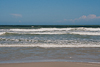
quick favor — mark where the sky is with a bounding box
[0,0,100,25]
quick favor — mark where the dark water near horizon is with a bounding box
[0,25,100,63]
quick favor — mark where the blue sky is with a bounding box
[0,0,100,25]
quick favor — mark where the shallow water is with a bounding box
[0,25,100,63]
[0,47,100,63]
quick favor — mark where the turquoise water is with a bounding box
[0,25,100,63]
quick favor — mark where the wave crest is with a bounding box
[0,44,100,47]
[0,27,100,35]
[0,32,6,35]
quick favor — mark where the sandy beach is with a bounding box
[0,62,100,67]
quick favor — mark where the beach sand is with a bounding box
[0,62,100,67]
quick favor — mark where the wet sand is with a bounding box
[0,62,100,67]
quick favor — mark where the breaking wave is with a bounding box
[10,28,72,31]
[0,27,100,35]
[70,32,100,35]
[9,28,100,31]
[0,32,6,35]
[0,32,100,36]
[0,44,100,47]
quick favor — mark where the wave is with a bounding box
[9,28,100,32]
[0,44,100,47]
[71,32,100,35]
[0,31,100,35]
[0,32,6,35]
[10,28,72,31]
[0,32,67,35]
[84,28,100,31]
[0,27,100,36]
[70,27,100,31]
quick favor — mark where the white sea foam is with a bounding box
[0,32,6,35]
[1,31,100,35]
[9,28,100,32]
[70,27,100,31]
[29,32,67,34]
[10,28,72,32]
[71,32,100,35]
[85,28,100,31]
[0,44,100,47]
[0,28,100,35]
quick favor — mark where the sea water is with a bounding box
[0,25,100,63]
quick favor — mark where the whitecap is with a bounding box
[0,44,100,47]
[0,32,6,35]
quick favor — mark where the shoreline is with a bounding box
[0,62,100,67]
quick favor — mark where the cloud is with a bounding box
[71,14,100,22]
[79,14,100,19]
[64,19,67,21]
[57,14,100,23]
[11,14,22,17]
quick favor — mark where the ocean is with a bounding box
[0,25,100,63]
